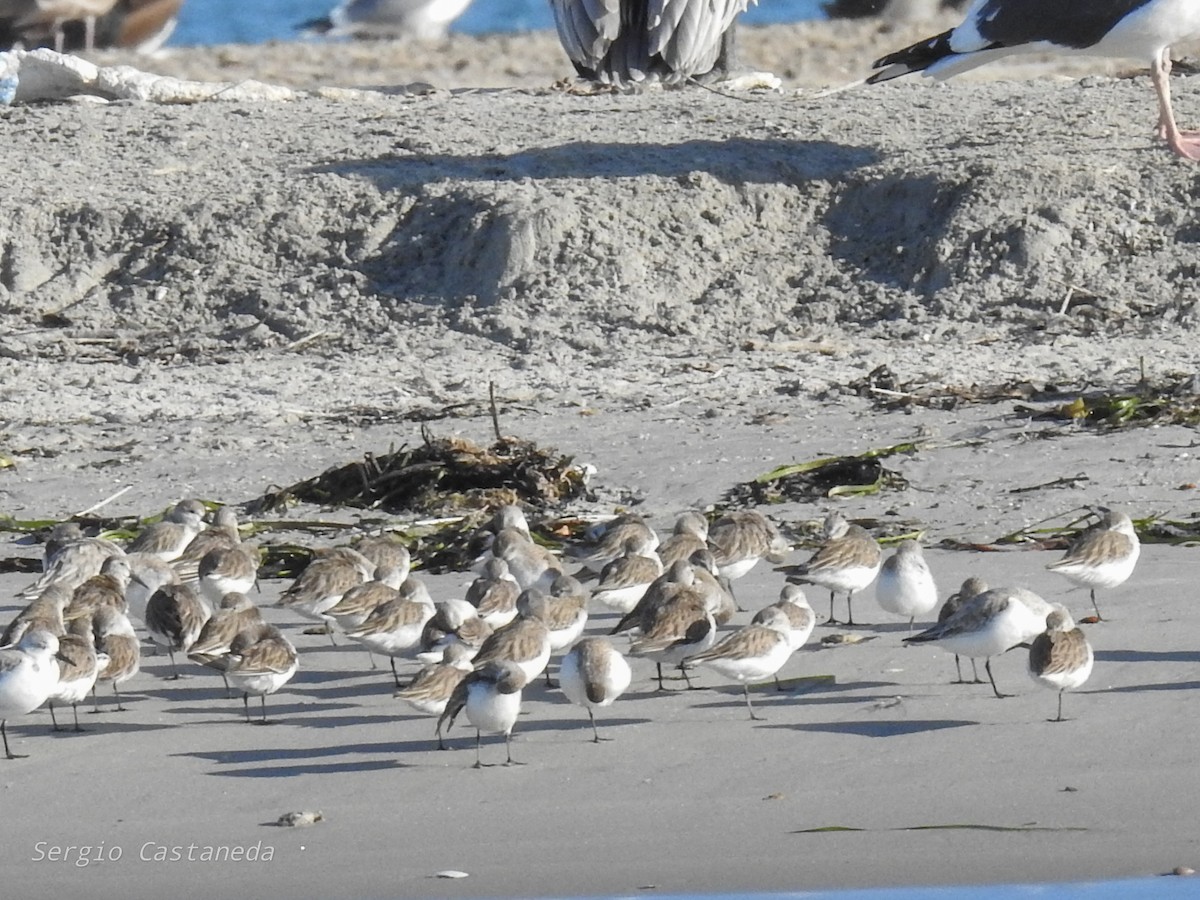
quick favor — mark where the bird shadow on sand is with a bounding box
[138,684,239,703]
[1094,649,1200,664]
[849,622,933,636]
[288,666,385,684]
[36,719,177,737]
[286,680,398,702]
[687,689,905,714]
[160,700,360,720]
[763,719,978,737]
[173,739,431,777]
[498,715,652,735]
[1088,680,1200,694]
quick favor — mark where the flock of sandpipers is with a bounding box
[0,499,1138,765]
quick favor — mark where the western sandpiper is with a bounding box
[558,637,632,742]
[91,606,140,712]
[752,585,816,688]
[144,583,211,679]
[905,585,1052,699]
[437,660,528,767]
[395,644,475,747]
[784,512,881,626]
[684,607,794,720]
[875,540,938,630]
[1028,605,1094,722]
[0,630,62,759]
[224,626,299,724]
[1046,509,1140,621]
[937,577,989,684]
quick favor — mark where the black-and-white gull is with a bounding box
[549,0,768,87]
[868,0,1200,159]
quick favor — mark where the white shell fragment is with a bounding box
[5,48,315,105]
[275,811,325,827]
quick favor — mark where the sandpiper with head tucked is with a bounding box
[558,637,632,742]
[875,540,938,630]
[437,660,528,768]
[905,585,1052,699]
[0,630,62,758]
[937,577,990,684]
[1028,605,1094,722]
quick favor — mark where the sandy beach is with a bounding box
[1,16,1200,898]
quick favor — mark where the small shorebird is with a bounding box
[558,637,632,742]
[196,543,259,605]
[345,584,435,685]
[175,506,241,568]
[395,644,475,747]
[21,528,123,599]
[752,585,816,688]
[1046,508,1140,621]
[1028,605,1094,722]
[127,499,206,562]
[490,527,562,592]
[611,558,705,637]
[532,575,589,686]
[103,0,182,53]
[937,577,990,684]
[784,512,881,626]
[590,539,663,615]
[415,596,491,665]
[707,510,788,583]
[47,615,102,732]
[224,627,299,725]
[276,548,371,641]
[657,511,710,568]
[0,630,62,759]
[684,607,794,720]
[437,660,528,768]
[471,600,553,686]
[567,514,658,571]
[125,552,181,626]
[352,535,411,577]
[144,583,211,678]
[1,584,71,646]
[628,590,716,691]
[687,548,736,626]
[905,585,1052,699]
[91,606,140,712]
[875,540,938,630]
[64,556,130,622]
[187,593,266,668]
[326,566,404,633]
[465,558,520,629]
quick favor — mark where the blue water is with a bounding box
[171,0,826,46]
[564,884,1200,900]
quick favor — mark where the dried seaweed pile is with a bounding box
[848,364,1200,429]
[251,432,590,518]
[846,365,1049,412]
[724,443,918,507]
[1014,378,1200,429]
